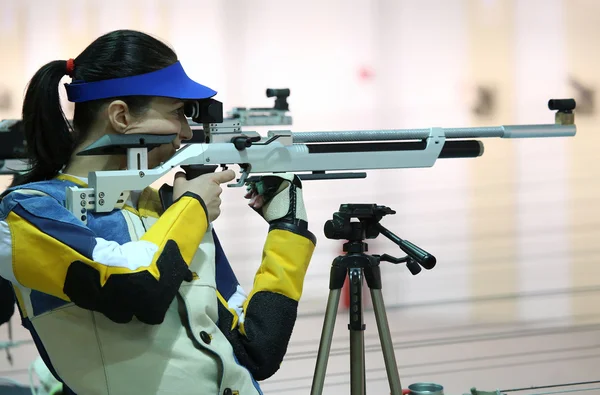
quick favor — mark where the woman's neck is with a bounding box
[62,154,125,178]
[62,136,125,178]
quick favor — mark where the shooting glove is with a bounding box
[245,173,308,228]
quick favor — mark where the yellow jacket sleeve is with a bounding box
[216,221,316,380]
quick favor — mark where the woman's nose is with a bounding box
[180,120,193,141]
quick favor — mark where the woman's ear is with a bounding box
[107,100,131,134]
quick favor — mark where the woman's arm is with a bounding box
[216,174,316,381]
[0,190,209,325]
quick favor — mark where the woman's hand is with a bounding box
[173,169,236,222]
[244,173,308,224]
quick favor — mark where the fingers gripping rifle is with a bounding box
[0,92,576,224]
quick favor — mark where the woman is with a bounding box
[0,29,316,395]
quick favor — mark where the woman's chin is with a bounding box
[148,146,177,167]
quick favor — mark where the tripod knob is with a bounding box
[324,217,354,240]
[406,259,422,275]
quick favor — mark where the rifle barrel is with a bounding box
[291,124,576,143]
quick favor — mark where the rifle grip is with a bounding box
[158,165,219,211]
[181,164,219,179]
[158,184,175,212]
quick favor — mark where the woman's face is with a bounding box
[120,97,193,167]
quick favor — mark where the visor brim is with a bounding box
[65,61,217,103]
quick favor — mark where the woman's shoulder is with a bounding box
[0,179,90,231]
[2,178,68,204]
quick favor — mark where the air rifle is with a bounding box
[0,90,577,225]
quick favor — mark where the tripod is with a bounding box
[310,204,437,395]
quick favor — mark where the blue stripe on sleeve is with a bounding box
[12,200,96,260]
[214,230,239,301]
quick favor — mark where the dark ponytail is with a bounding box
[14,60,75,186]
[12,30,178,187]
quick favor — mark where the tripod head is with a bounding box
[324,204,394,241]
[324,204,436,275]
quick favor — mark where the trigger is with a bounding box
[228,165,250,188]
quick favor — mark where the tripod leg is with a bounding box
[348,268,366,395]
[350,329,365,395]
[311,288,341,395]
[370,288,403,395]
[311,264,346,395]
[364,265,403,395]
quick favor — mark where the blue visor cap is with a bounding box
[65,61,217,103]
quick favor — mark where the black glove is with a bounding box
[245,173,308,226]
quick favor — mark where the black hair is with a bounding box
[11,29,178,187]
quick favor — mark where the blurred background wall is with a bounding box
[0,0,599,394]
